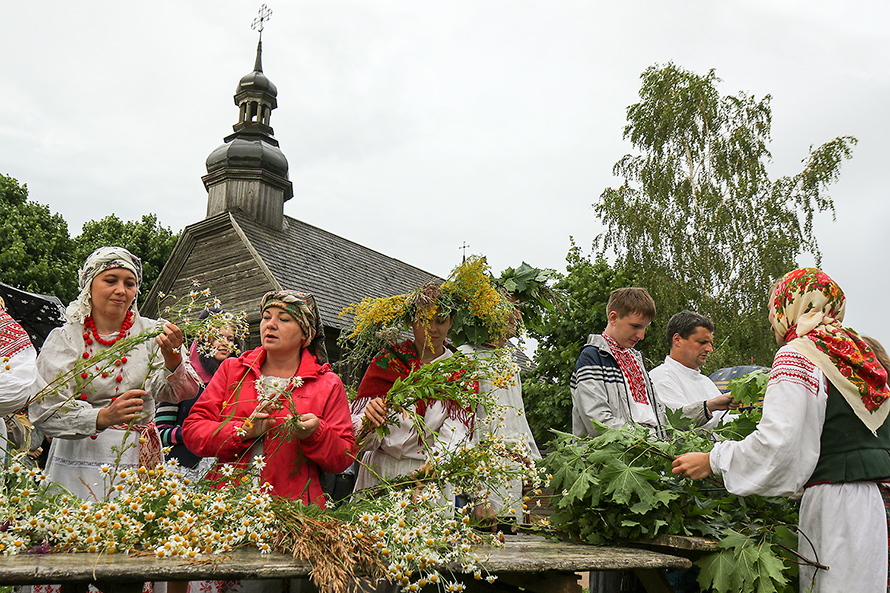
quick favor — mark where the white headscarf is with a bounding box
[65,246,143,324]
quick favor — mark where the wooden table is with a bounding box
[0,535,693,593]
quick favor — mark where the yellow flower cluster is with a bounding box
[443,256,517,346]
[340,295,408,341]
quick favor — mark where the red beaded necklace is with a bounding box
[81,310,134,401]
[84,310,134,346]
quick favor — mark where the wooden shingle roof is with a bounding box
[233,212,439,329]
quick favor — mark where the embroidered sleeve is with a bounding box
[769,349,820,396]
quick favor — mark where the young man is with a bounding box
[650,311,736,431]
[570,288,709,438]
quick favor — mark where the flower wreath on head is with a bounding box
[442,255,518,349]
[338,281,456,367]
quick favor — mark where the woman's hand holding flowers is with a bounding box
[155,322,185,371]
[96,389,145,430]
[288,413,319,439]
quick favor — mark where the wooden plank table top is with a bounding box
[0,534,691,586]
[631,534,720,558]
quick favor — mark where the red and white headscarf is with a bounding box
[771,267,890,433]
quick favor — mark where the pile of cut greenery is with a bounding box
[544,369,813,593]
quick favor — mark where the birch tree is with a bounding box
[596,63,856,367]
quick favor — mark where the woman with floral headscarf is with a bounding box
[672,268,890,593]
[29,246,201,502]
[183,290,356,506]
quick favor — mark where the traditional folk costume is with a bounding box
[0,309,38,459]
[571,333,710,438]
[457,344,540,519]
[29,247,201,502]
[183,291,356,507]
[351,340,473,492]
[708,268,890,593]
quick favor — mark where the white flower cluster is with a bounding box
[353,483,500,592]
[0,456,276,557]
[436,433,545,519]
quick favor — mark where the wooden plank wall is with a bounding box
[161,225,276,349]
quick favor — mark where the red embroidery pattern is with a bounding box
[769,349,820,396]
[602,333,649,405]
[0,310,32,358]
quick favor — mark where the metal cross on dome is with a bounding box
[459,241,470,262]
[252,4,273,38]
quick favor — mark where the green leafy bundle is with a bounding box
[543,424,800,593]
[355,350,516,450]
[494,262,563,334]
[706,368,770,441]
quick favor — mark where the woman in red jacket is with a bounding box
[183,290,356,506]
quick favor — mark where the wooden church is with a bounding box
[142,35,436,360]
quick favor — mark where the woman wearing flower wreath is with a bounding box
[672,268,890,593]
[29,246,201,502]
[183,290,356,506]
[451,260,555,527]
[350,284,473,492]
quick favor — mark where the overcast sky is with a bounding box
[2,1,888,347]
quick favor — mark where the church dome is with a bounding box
[205,137,289,178]
[237,69,278,98]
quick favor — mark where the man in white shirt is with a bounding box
[650,311,736,430]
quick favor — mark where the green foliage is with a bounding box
[594,63,856,370]
[728,368,769,407]
[495,262,562,335]
[699,528,793,593]
[74,213,179,297]
[0,174,77,299]
[543,424,800,593]
[354,350,516,454]
[706,368,770,440]
[0,174,179,303]
[523,242,633,447]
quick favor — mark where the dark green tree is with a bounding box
[73,214,180,296]
[595,63,856,369]
[523,242,633,447]
[0,174,77,300]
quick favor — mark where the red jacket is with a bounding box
[183,346,356,506]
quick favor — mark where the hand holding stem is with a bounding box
[96,389,145,430]
[155,322,185,371]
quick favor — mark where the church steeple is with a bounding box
[233,38,278,135]
[202,4,293,230]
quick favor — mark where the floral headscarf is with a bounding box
[65,246,143,324]
[771,267,890,433]
[261,290,328,364]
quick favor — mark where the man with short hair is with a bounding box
[650,311,736,431]
[650,311,738,430]
[570,288,709,438]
